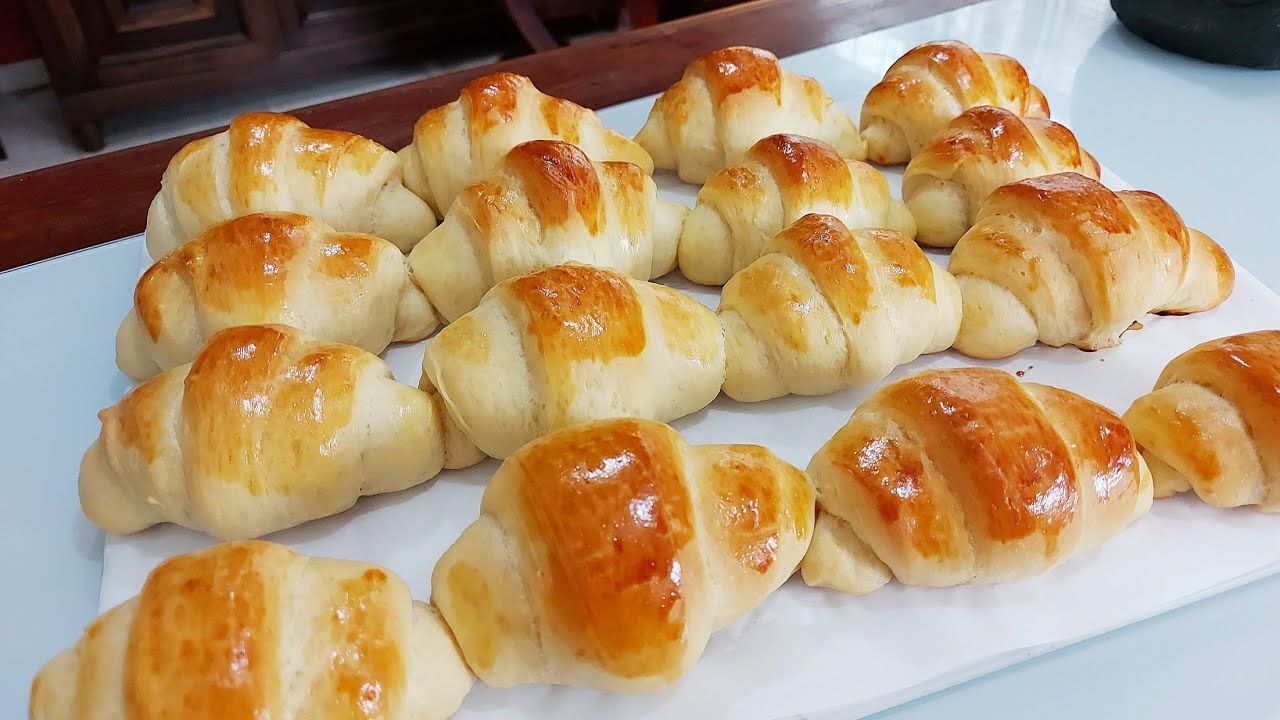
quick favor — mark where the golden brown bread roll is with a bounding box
[398,72,652,215]
[720,214,960,402]
[408,139,686,322]
[950,173,1235,359]
[802,368,1153,593]
[432,418,814,692]
[861,40,1050,164]
[635,46,866,184]
[81,325,481,541]
[118,212,437,381]
[678,134,914,285]
[145,112,435,258]
[29,541,472,720]
[902,106,1100,247]
[1123,330,1280,512]
[422,263,726,458]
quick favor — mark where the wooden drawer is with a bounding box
[71,0,283,84]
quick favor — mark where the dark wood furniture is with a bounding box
[505,0,566,52]
[22,1,499,150]
[0,0,978,273]
[20,0,627,151]
[506,0,739,51]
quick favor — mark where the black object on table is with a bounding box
[1113,0,1280,69]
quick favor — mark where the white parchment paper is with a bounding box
[100,154,1280,719]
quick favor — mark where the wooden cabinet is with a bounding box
[22,1,737,151]
[22,0,516,150]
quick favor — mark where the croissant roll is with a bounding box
[408,139,687,322]
[635,46,866,184]
[398,72,653,215]
[861,40,1050,164]
[421,263,726,458]
[720,214,960,402]
[29,541,473,720]
[801,368,1153,594]
[678,133,914,286]
[1123,331,1280,512]
[949,173,1234,359]
[118,212,437,381]
[81,325,481,541]
[145,112,435,258]
[432,418,815,692]
[902,106,1100,247]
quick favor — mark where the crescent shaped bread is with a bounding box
[29,541,472,720]
[431,418,814,692]
[1123,330,1280,512]
[421,263,726,458]
[861,40,1049,164]
[950,173,1234,359]
[145,112,435,257]
[398,72,652,215]
[408,139,686,322]
[802,368,1153,594]
[117,212,437,380]
[635,46,866,183]
[678,133,914,285]
[720,214,960,401]
[81,325,481,541]
[902,106,1100,247]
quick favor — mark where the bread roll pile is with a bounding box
[34,40,1270,720]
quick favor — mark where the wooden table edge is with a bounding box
[0,0,979,273]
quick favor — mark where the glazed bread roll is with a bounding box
[81,325,481,541]
[1123,330,1280,512]
[118,212,437,381]
[422,263,726,458]
[635,46,866,183]
[408,139,686,322]
[861,40,1050,164]
[802,368,1153,594]
[29,541,472,720]
[720,214,960,402]
[903,106,1100,247]
[950,173,1234,359]
[399,72,652,215]
[679,134,914,285]
[432,418,814,692]
[146,112,435,258]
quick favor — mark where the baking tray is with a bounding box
[95,62,1280,720]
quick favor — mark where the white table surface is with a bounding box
[3,0,1278,717]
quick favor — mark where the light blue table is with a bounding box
[3,0,1278,717]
